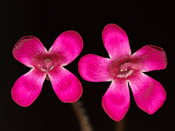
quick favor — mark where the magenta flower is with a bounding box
[12,31,83,107]
[78,24,167,121]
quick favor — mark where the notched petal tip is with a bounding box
[13,35,47,67]
[148,45,164,51]
[149,44,167,69]
[131,44,167,72]
[13,36,39,52]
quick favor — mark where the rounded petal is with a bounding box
[102,24,131,59]
[11,69,46,107]
[102,79,130,121]
[49,31,83,66]
[131,45,167,72]
[78,54,112,82]
[48,67,82,103]
[129,72,166,114]
[13,36,47,67]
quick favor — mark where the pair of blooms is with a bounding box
[12,23,167,121]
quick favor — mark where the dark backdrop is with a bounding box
[1,0,174,131]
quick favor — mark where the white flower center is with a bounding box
[116,62,133,78]
[41,58,54,72]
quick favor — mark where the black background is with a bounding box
[1,0,174,131]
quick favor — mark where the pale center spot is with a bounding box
[41,58,54,72]
[117,62,133,78]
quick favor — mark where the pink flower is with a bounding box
[78,24,167,121]
[12,31,83,107]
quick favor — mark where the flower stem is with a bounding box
[71,101,93,131]
[115,118,125,131]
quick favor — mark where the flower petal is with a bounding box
[13,36,47,67]
[102,24,131,59]
[131,45,167,72]
[78,54,112,82]
[11,69,46,107]
[129,72,166,114]
[49,31,83,66]
[48,67,82,103]
[102,79,130,121]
